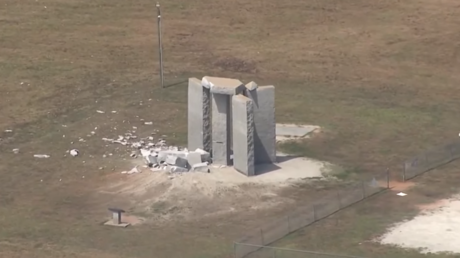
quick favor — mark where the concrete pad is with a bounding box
[103,220,130,227]
[276,124,320,137]
[187,77,211,152]
[232,95,255,176]
[276,124,321,142]
[186,152,202,167]
[202,76,245,95]
[212,93,231,165]
[246,85,276,164]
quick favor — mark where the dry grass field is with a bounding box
[1,0,460,257]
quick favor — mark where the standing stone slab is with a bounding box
[246,86,276,164]
[232,95,255,176]
[187,78,211,152]
[212,93,231,165]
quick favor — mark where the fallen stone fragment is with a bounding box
[191,162,210,173]
[158,150,188,162]
[34,154,50,158]
[170,166,188,173]
[186,152,202,167]
[146,155,158,166]
[195,148,211,162]
[144,122,153,125]
[70,149,79,157]
[122,166,140,174]
[96,110,105,114]
[165,155,188,168]
[4,129,13,133]
[12,148,19,154]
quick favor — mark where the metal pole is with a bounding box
[386,168,390,189]
[156,2,164,88]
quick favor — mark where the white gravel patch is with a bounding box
[379,196,460,254]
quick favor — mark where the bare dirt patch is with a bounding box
[100,154,328,223]
[379,195,460,254]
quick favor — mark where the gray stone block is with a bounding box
[191,162,210,172]
[202,76,245,95]
[170,166,189,173]
[165,155,188,168]
[194,148,211,162]
[246,86,276,164]
[211,93,231,165]
[188,77,211,152]
[186,152,202,167]
[232,95,255,176]
[158,150,188,162]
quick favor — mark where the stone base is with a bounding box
[103,220,130,228]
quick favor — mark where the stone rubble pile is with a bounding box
[102,129,212,174]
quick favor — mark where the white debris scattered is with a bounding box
[144,122,153,125]
[70,149,79,157]
[4,129,12,133]
[34,154,50,158]
[101,128,215,175]
[397,192,407,197]
[12,148,19,154]
[111,111,117,113]
[96,110,105,114]
[122,166,141,174]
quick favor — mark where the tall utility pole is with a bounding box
[156,2,164,88]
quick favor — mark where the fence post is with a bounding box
[361,181,366,199]
[313,204,317,221]
[402,162,406,182]
[449,145,454,160]
[424,151,428,163]
[287,215,291,233]
[386,168,390,189]
[260,228,264,245]
[233,242,236,258]
[337,190,341,209]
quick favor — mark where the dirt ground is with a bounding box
[2,0,460,257]
[100,153,328,223]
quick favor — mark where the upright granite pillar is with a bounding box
[246,85,276,164]
[202,76,245,165]
[232,95,255,176]
[187,78,211,152]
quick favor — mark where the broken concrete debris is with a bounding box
[192,162,210,173]
[70,149,79,157]
[34,154,50,158]
[103,129,212,174]
[186,152,202,167]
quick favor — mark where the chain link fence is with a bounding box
[232,244,368,258]
[402,140,460,181]
[234,171,390,258]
